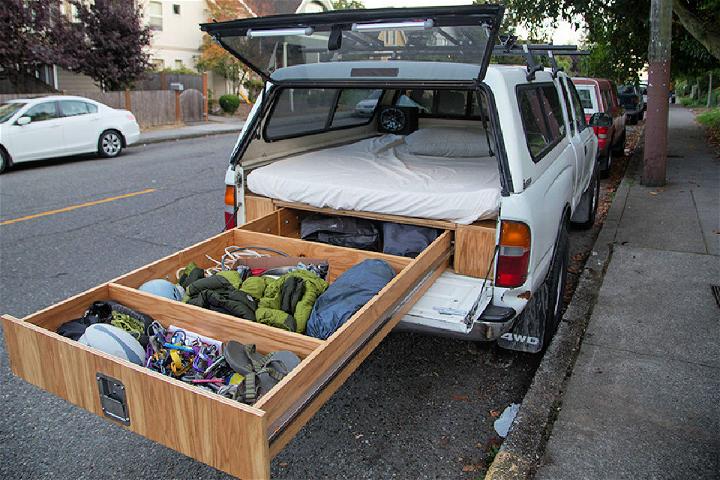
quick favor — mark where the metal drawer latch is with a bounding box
[96,373,130,426]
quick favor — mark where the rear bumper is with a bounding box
[395,305,516,342]
[123,123,141,146]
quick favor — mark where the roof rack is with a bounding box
[493,35,590,81]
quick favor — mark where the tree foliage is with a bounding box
[0,0,150,91]
[494,0,719,83]
[0,1,63,89]
[196,0,252,95]
[332,0,365,9]
[66,0,151,90]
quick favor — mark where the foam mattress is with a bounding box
[247,134,501,224]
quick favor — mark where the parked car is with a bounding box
[617,84,644,124]
[573,77,626,175]
[354,89,382,116]
[0,95,140,174]
[213,6,599,354]
[639,81,648,107]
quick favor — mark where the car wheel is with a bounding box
[98,130,123,158]
[599,150,612,178]
[543,221,570,346]
[0,148,9,174]
[612,128,626,156]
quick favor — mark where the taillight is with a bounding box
[224,185,236,230]
[496,221,531,288]
[593,125,609,139]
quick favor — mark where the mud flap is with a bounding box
[496,282,548,353]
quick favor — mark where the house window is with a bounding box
[175,59,184,69]
[151,58,165,70]
[173,4,180,14]
[148,1,163,31]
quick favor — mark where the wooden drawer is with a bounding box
[2,227,451,479]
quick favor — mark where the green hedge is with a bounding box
[697,108,720,130]
[219,94,241,114]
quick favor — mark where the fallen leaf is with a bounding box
[462,465,479,472]
[490,409,500,418]
[452,394,469,402]
[279,462,288,467]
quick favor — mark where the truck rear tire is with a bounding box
[571,168,600,228]
[544,221,569,346]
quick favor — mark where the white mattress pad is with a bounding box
[247,134,500,224]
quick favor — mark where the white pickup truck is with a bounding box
[1,6,601,478]
[211,5,599,353]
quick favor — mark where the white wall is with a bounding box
[141,0,207,70]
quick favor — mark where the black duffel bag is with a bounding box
[301,215,380,251]
[382,222,439,258]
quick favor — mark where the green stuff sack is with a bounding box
[256,270,328,334]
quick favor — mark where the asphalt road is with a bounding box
[0,133,609,479]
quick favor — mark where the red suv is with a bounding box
[572,77,626,176]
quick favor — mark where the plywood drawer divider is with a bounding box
[256,231,453,444]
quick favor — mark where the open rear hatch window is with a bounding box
[200,5,504,83]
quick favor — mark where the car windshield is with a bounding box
[0,102,25,123]
[575,87,595,110]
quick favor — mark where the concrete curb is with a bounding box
[133,128,242,146]
[485,135,643,480]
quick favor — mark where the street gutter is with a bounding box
[131,126,244,147]
[485,130,643,480]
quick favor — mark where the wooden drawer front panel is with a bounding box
[2,286,271,479]
[454,223,497,278]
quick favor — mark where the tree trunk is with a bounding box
[673,0,720,61]
[708,72,714,108]
[644,0,673,187]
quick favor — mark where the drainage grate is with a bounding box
[712,285,720,310]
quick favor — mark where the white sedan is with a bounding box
[0,95,140,173]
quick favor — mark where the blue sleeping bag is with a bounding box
[306,259,396,340]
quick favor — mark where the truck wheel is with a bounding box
[544,222,570,345]
[572,168,600,229]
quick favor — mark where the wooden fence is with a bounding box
[135,72,204,92]
[0,89,205,128]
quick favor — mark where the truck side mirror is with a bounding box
[589,112,612,128]
[16,116,31,126]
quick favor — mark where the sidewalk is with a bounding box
[137,116,244,145]
[535,106,719,478]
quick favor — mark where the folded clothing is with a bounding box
[306,259,395,340]
[181,267,328,334]
[184,270,257,320]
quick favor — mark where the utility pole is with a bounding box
[643,0,673,186]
